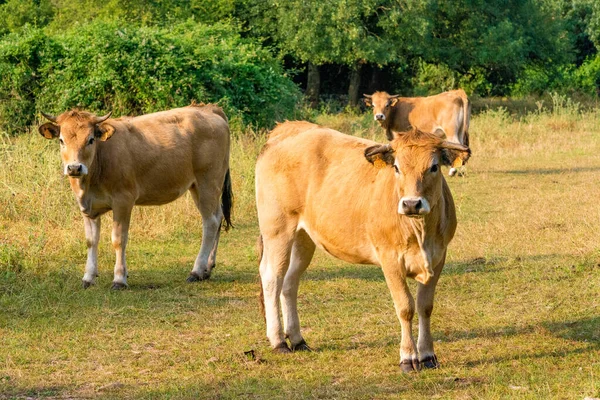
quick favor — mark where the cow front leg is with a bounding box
[381,265,418,372]
[416,259,444,369]
[82,215,101,288]
[111,203,132,290]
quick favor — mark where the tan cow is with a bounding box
[364,90,471,176]
[39,104,232,289]
[256,121,469,371]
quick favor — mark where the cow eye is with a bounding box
[393,164,400,174]
[87,137,95,146]
[59,138,64,146]
[430,164,439,173]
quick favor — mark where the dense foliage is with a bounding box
[0,20,300,133]
[1,0,600,133]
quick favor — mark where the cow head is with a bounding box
[39,110,114,178]
[364,129,470,217]
[363,92,400,122]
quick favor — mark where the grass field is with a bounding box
[1,100,600,399]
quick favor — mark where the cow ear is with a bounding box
[95,123,115,141]
[440,141,471,167]
[362,96,372,107]
[364,144,395,167]
[39,123,60,139]
[389,97,399,107]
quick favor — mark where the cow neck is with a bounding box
[68,175,89,200]
[404,194,444,284]
[407,216,432,282]
[68,153,101,211]
[384,104,397,131]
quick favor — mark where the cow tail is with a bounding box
[462,94,471,149]
[257,235,266,321]
[221,169,233,231]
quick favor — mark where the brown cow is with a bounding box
[256,121,469,371]
[39,104,232,289]
[364,90,471,176]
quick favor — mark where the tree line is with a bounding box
[0,0,599,132]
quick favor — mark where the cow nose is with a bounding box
[375,113,385,121]
[67,163,83,176]
[401,198,422,215]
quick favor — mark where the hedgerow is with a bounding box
[0,21,301,134]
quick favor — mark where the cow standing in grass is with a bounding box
[39,104,233,289]
[256,121,469,371]
[364,90,471,176]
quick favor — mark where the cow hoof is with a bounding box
[186,272,209,282]
[111,282,128,290]
[82,280,94,289]
[291,340,312,352]
[420,355,440,369]
[400,359,420,373]
[273,342,292,354]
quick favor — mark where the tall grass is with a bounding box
[1,101,600,399]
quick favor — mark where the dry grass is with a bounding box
[1,101,600,399]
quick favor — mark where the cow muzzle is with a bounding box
[374,113,385,121]
[65,163,88,178]
[399,197,431,216]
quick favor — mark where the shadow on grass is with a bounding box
[305,264,383,282]
[442,317,600,345]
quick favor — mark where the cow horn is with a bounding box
[363,94,373,99]
[93,111,112,124]
[389,94,400,99]
[41,112,57,123]
[442,141,469,152]
[365,144,392,157]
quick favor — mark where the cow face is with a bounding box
[39,111,114,178]
[365,130,470,217]
[363,92,400,122]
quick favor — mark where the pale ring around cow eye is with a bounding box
[430,164,439,173]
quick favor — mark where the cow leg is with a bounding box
[416,257,444,369]
[82,215,101,288]
[260,233,294,353]
[281,230,315,351]
[381,265,418,372]
[188,183,223,282]
[111,203,133,290]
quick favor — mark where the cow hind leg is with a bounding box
[259,230,296,353]
[281,229,315,351]
[188,182,223,282]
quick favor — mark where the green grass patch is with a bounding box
[1,106,600,399]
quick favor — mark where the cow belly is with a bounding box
[297,220,376,265]
[136,185,191,206]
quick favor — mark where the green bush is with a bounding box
[575,54,600,96]
[511,65,576,97]
[0,20,301,134]
[0,26,54,132]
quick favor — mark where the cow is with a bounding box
[363,90,471,176]
[256,121,470,371]
[38,104,233,289]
